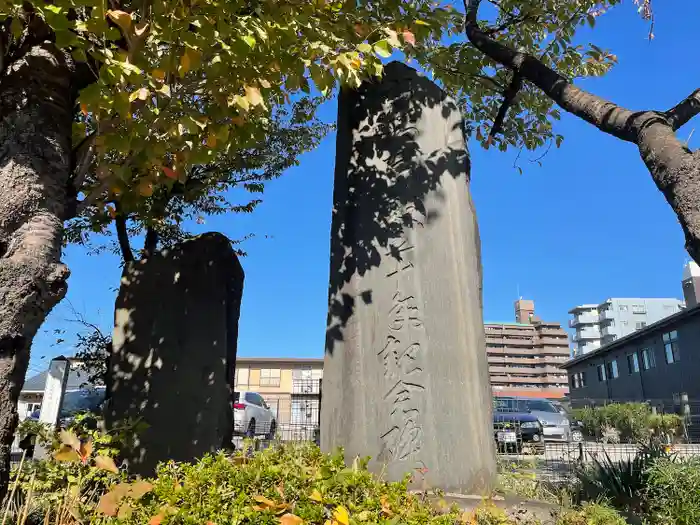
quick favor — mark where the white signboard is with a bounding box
[34,357,70,459]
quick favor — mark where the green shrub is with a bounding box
[572,403,683,443]
[556,502,627,525]
[646,457,700,525]
[575,440,671,514]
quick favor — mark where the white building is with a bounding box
[569,298,685,356]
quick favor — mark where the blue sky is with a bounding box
[27,1,700,377]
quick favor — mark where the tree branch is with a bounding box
[143,227,159,257]
[490,72,522,137]
[665,89,700,131]
[114,204,134,263]
[464,1,640,143]
[485,12,539,35]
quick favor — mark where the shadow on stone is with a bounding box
[105,232,244,476]
[321,61,496,493]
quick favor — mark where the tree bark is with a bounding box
[464,0,700,262]
[0,41,73,497]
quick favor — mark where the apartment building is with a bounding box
[570,298,685,356]
[486,299,570,399]
[233,357,323,438]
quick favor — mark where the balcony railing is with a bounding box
[292,378,321,395]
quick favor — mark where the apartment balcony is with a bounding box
[489,365,565,375]
[599,310,615,321]
[538,337,569,346]
[572,329,600,342]
[601,325,617,338]
[569,313,598,327]
[292,378,321,395]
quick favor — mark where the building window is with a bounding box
[636,321,647,330]
[620,320,628,326]
[619,305,628,312]
[663,330,680,364]
[572,373,585,389]
[597,364,607,382]
[627,353,640,374]
[641,348,656,370]
[632,304,646,314]
[260,368,281,386]
[235,368,249,387]
[607,360,619,379]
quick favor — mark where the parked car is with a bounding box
[496,397,572,442]
[28,387,106,428]
[493,408,543,454]
[550,400,584,442]
[233,391,277,439]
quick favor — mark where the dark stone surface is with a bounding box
[321,62,496,493]
[106,232,244,476]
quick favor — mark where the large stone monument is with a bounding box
[321,62,496,493]
[106,232,244,476]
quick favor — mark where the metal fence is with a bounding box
[494,398,700,483]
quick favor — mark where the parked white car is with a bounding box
[233,391,277,439]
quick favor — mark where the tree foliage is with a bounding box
[0,0,455,256]
[418,0,623,158]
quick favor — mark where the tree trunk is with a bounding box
[0,41,73,498]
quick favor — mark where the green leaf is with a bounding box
[357,43,372,53]
[373,40,393,58]
[242,35,256,48]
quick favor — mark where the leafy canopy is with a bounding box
[0,0,454,237]
[418,0,630,161]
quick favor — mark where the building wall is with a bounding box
[571,298,684,356]
[566,309,700,405]
[485,321,570,398]
[233,358,324,428]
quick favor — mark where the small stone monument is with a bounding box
[106,232,244,476]
[34,356,70,459]
[321,62,496,493]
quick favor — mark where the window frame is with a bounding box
[627,352,640,374]
[663,331,680,364]
[641,348,656,370]
[597,364,607,382]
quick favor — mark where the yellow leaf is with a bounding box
[134,21,149,37]
[80,438,93,460]
[356,511,370,522]
[179,48,201,76]
[279,514,304,525]
[309,489,323,502]
[139,181,154,197]
[129,480,153,500]
[244,85,263,107]
[106,10,132,33]
[94,455,120,474]
[137,87,150,100]
[206,133,217,148]
[117,504,133,520]
[152,69,166,82]
[180,52,191,75]
[53,445,80,463]
[158,84,171,97]
[333,506,349,525]
[259,79,271,89]
[96,484,130,517]
[60,430,81,451]
[253,495,276,509]
[149,514,164,525]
